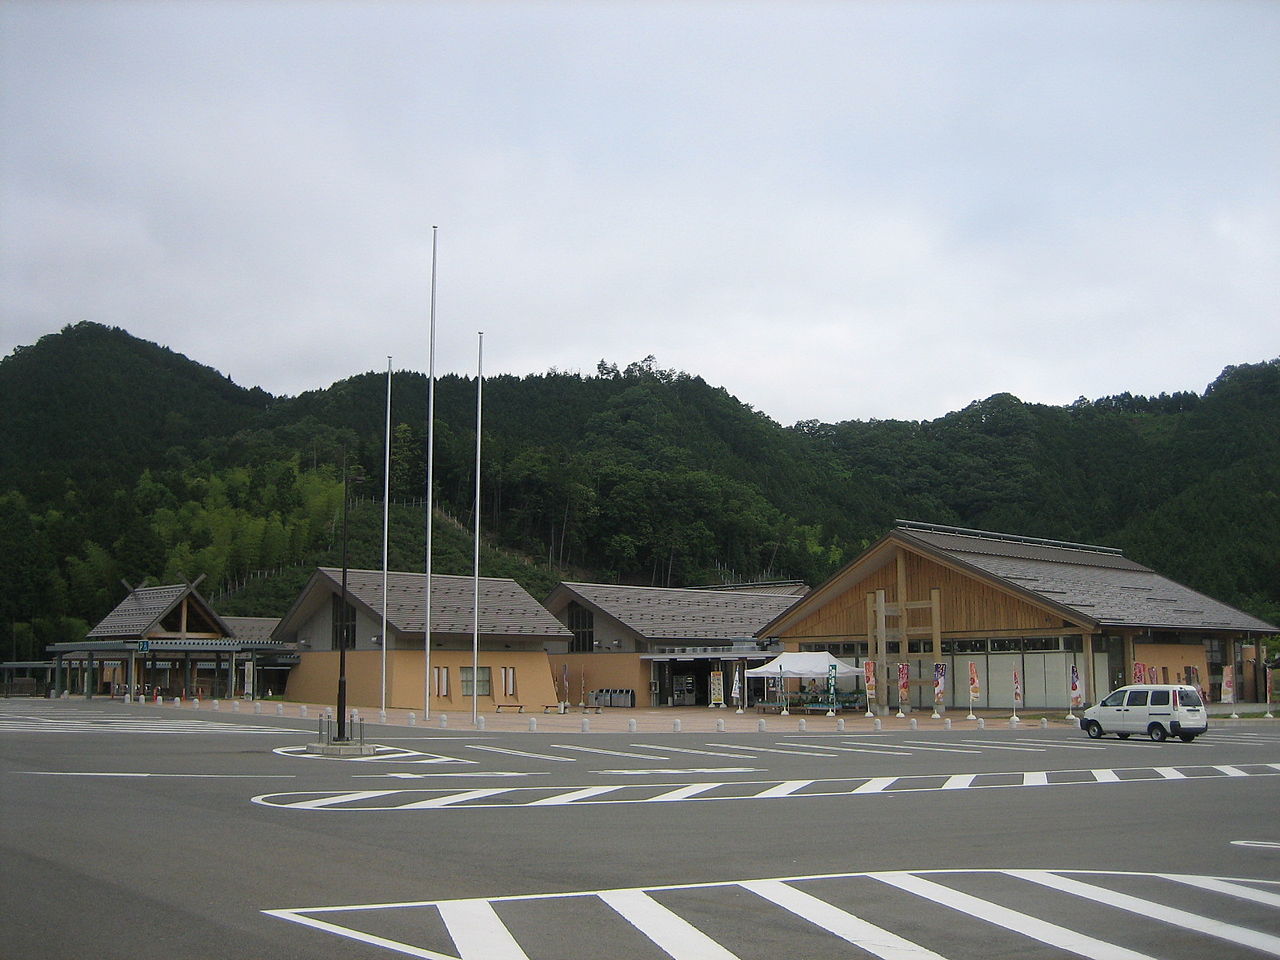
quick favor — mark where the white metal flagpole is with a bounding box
[381,356,392,722]
[472,331,483,727]
[423,227,438,721]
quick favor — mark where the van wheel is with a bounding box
[1148,724,1168,742]
[1117,732,1131,739]
[1179,734,1197,743]
[1084,720,1103,739]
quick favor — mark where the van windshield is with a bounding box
[1176,688,1203,707]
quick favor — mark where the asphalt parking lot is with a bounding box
[3,698,1279,959]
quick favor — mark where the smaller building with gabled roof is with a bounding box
[758,520,1277,712]
[543,581,807,706]
[274,567,571,712]
[47,582,290,700]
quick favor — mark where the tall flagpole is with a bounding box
[381,356,392,721]
[473,332,481,727]
[471,331,483,727]
[423,227,438,721]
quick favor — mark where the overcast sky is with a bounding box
[2,1,1276,425]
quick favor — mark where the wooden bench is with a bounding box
[495,703,525,713]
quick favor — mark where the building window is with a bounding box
[1024,637,1061,652]
[432,665,449,697]
[500,666,517,697]
[331,595,356,650]
[990,638,1022,653]
[461,666,492,697]
[567,602,594,653]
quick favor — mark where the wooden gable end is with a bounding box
[777,546,1077,642]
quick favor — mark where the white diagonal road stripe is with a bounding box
[437,898,530,960]
[598,889,742,960]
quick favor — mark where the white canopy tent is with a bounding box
[744,651,858,678]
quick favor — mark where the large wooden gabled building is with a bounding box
[758,520,1277,712]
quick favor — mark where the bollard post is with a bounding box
[581,717,590,733]
[1039,717,1048,728]
[232,700,240,712]
[192,698,200,710]
[758,719,767,732]
[439,714,448,728]
[910,718,918,730]
[798,718,806,732]
[673,719,682,733]
[977,717,985,729]
[944,718,952,730]
[627,718,637,733]
[528,717,537,732]
[476,715,486,730]
[276,702,284,716]
[299,704,308,718]
[873,718,882,731]
[836,718,845,732]
[212,699,220,711]
[407,712,415,727]
[254,701,262,714]
[172,697,181,707]
[716,718,725,732]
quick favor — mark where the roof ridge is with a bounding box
[895,519,1123,556]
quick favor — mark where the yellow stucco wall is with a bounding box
[547,653,651,704]
[285,649,559,711]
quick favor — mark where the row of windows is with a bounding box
[428,665,519,698]
[800,636,1086,656]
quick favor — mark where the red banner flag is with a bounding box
[863,660,876,699]
[897,662,910,707]
[968,661,980,701]
[1070,664,1082,707]
[933,663,946,704]
[1013,669,1023,705]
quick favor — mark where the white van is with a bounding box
[1080,684,1207,742]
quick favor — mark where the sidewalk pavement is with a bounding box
[111,695,1275,735]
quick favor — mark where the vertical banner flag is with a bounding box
[1191,665,1205,702]
[1070,664,1083,707]
[1146,665,1159,684]
[1222,667,1235,704]
[1132,661,1147,685]
[968,661,981,701]
[897,662,910,707]
[731,667,741,704]
[864,660,877,699]
[827,663,838,702]
[933,663,946,704]
[709,671,724,707]
[561,664,569,703]
[1013,669,1023,705]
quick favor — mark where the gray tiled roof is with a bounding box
[87,584,229,639]
[318,568,571,637]
[898,526,1277,633]
[222,617,282,644]
[557,582,802,640]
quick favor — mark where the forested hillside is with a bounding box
[2,322,1276,661]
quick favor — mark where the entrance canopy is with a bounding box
[745,652,857,678]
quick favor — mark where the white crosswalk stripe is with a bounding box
[265,869,1280,960]
[252,760,1280,811]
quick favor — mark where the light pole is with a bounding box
[336,448,358,742]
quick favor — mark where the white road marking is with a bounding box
[396,789,511,809]
[705,742,839,757]
[466,744,575,762]
[754,779,813,798]
[1232,840,1280,850]
[776,741,912,756]
[252,761,1280,811]
[266,869,1280,960]
[874,872,1159,960]
[899,740,985,754]
[19,771,295,779]
[648,782,719,802]
[1012,869,1280,955]
[550,744,669,760]
[954,739,1045,752]
[1009,739,1107,751]
[360,772,534,779]
[630,743,758,758]
[599,889,742,960]
[526,786,624,806]
[1173,874,1280,907]
[742,879,949,960]
[592,767,762,776]
[1213,765,1249,777]
[437,898,531,960]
